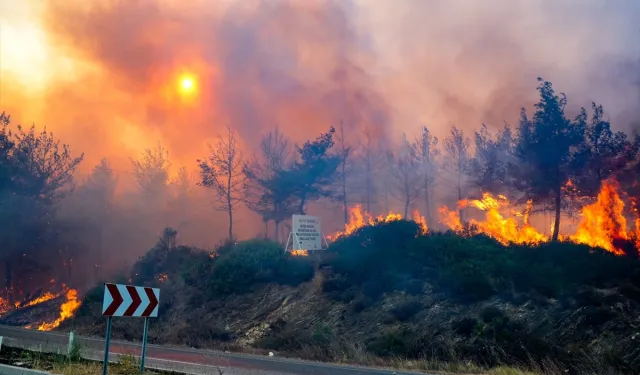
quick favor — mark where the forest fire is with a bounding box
[439,194,548,246]
[34,289,81,331]
[290,250,309,256]
[0,286,81,331]
[329,206,428,240]
[19,291,60,308]
[0,297,9,316]
[332,180,639,255]
[437,180,640,254]
[569,181,639,254]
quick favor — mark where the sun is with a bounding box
[181,77,194,91]
[177,74,196,95]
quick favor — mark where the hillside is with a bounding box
[65,223,640,375]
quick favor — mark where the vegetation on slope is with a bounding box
[69,223,640,375]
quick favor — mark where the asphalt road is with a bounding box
[0,325,427,375]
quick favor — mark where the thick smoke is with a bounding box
[363,0,640,134]
[2,0,640,275]
[7,0,637,166]
[33,0,388,171]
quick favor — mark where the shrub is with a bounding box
[323,222,640,302]
[390,298,422,322]
[452,317,480,336]
[202,239,314,296]
[481,306,505,323]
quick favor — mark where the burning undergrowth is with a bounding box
[10,177,640,373]
[0,286,81,331]
[62,195,640,374]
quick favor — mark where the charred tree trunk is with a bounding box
[298,193,307,215]
[403,199,410,218]
[4,258,12,303]
[263,219,268,239]
[425,177,432,228]
[457,177,464,222]
[342,162,348,225]
[552,181,562,242]
[365,158,372,213]
[227,170,233,240]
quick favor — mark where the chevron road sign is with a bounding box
[101,283,160,375]
[101,283,160,317]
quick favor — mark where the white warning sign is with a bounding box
[292,215,323,250]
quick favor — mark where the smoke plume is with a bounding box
[1,0,639,265]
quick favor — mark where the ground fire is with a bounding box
[333,179,639,256]
[35,289,81,331]
[7,179,640,331]
[1,286,81,331]
[329,207,428,241]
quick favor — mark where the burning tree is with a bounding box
[513,78,584,241]
[571,103,634,197]
[198,125,246,240]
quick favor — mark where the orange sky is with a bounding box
[1,0,639,175]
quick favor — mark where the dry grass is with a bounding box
[39,354,165,375]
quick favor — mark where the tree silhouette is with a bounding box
[198,125,246,241]
[289,127,341,214]
[243,129,297,241]
[414,126,439,226]
[0,113,84,297]
[514,78,583,241]
[469,124,513,195]
[335,122,352,224]
[443,125,471,220]
[572,103,633,196]
[131,143,170,198]
[391,135,423,217]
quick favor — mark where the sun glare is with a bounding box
[181,77,194,91]
[177,74,197,96]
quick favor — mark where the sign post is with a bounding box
[101,283,160,375]
[285,215,328,252]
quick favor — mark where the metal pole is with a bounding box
[140,317,150,374]
[68,331,75,356]
[102,317,113,375]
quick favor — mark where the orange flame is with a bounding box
[329,205,424,240]
[36,289,81,331]
[21,291,60,308]
[441,193,547,245]
[0,297,9,315]
[290,250,309,256]
[157,274,168,283]
[438,180,640,254]
[570,180,631,254]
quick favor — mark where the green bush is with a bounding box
[389,298,422,322]
[323,221,640,302]
[201,239,314,296]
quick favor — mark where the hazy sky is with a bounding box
[1,0,639,172]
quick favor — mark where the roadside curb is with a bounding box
[0,364,54,375]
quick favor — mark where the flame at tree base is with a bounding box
[290,250,309,256]
[437,180,640,254]
[329,206,428,240]
[332,180,639,256]
[33,289,81,331]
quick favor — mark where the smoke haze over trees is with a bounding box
[1,1,640,297]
